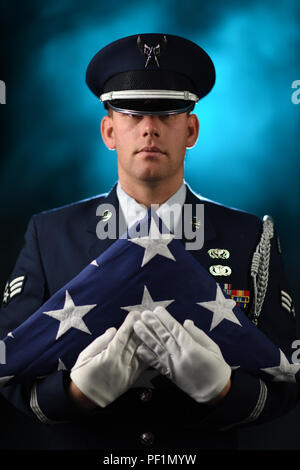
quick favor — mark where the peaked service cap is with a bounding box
[86,33,215,115]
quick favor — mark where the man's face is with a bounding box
[101,110,199,186]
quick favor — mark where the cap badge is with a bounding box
[137,35,167,68]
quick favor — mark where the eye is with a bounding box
[127,113,142,120]
[159,114,171,122]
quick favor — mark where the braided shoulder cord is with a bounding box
[249,215,274,325]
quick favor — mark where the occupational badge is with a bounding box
[209,265,232,276]
[208,248,230,259]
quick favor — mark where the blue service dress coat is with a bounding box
[0,183,298,451]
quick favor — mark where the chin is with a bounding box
[137,162,169,179]
[137,169,166,182]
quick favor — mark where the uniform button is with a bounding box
[139,388,153,402]
[140,431,154,446]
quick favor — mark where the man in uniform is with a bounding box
[0,33,298,451]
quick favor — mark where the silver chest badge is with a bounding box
[209,265,232,276]
[208,248,230,259]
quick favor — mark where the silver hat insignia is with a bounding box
[137,35,167,68]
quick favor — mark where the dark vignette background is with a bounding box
[0,0,299,451]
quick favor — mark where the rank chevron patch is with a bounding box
[2,275,27,306]
[281,290,296,317]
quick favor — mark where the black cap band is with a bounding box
[103,70,197,94]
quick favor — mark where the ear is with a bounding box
[186,113,199,149]
[100,115,116,150]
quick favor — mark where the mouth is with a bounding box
[137,146,166,155]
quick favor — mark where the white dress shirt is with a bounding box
[116,181,187,234]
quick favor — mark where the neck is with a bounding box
[118,176,184,208]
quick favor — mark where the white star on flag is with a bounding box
[261,349,300,383]
[43,290,96,339]
[129,217,176,267]
[90,259,99,267]
[57,358,67,371]
[198,284,241,331]
[121,285,174,313]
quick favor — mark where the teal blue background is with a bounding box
[0,0,300,449]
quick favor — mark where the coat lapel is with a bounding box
[181,184,216,266]
[85,182,218,267]
[86,183,126,261]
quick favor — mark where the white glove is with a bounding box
[70,310,147,408]
[133,306,231,403]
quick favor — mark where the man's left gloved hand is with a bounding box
[133,306,231,404]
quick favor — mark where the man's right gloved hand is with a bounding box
[70,310,147,408]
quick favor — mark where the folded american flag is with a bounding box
[0,212,299,386]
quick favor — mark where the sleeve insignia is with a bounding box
[2,275,27,307]
[281,290,296,317]
[277,235,282,254]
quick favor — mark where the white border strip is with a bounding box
[30,383,54,424]
[243,379,268,423]
[100,89,199,102]
[221,379,267,431]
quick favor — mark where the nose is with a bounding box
[141,115,160,138]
